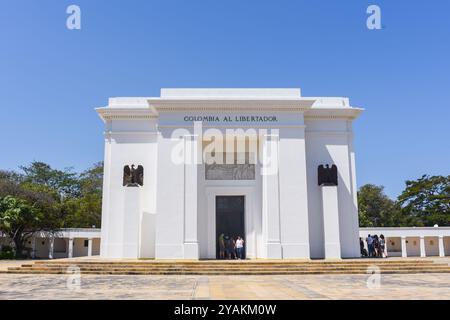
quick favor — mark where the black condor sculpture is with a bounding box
[318,164,338,186]
[123,164,144,187]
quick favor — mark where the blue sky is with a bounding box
[0,0,449,199]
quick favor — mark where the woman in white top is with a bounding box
[235,236,244,259]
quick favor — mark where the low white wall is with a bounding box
[2,227,450,259]
[360,227,450,257]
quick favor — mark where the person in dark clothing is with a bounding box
[360,237,368,257]
[224,235,235,259]
[373,235,380,258]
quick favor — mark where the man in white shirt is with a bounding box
[366,234,374,257]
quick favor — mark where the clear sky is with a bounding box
[1,0,449,199]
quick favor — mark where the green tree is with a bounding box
[358,184,401,227]
[64,162,103,228]
[0,196,42,257]
[0,168,62,229]
[20,161,80,198]
[397,175,450,227]
[0,161,104,258]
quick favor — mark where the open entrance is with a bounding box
[216,196,245,259]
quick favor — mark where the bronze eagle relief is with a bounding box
[318,164,338,186]
[123,165,144,187]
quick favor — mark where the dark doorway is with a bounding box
[216,196,245,259]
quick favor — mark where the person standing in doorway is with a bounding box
[218,233,225,259]
[366,234,374,257]
[224,235,234,259]
[236,236,245,259]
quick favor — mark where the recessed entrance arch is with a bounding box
[216,196,245,259]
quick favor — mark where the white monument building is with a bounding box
[96,88,363,260]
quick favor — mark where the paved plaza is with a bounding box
[0,272,449,300]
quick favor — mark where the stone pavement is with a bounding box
[0,273,449,300]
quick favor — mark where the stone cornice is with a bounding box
[147,99,315,112]
[96,107,157,122]
[304,108,363,120]
[96,104,364,121]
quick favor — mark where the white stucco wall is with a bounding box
[100,112,158,259]
[305,119,360,259]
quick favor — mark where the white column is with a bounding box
[155,134,186,259]
[88,238,93,257]
[48,236,54,259]
[384,238,388,257]
[420,236,426,257]
[261,134,282,258]
[99,134,112,257]
[183,135,199,259]
[122,187,141,258]
[68,238,74,258]
[277,128,310,258]
[321,185,341,259]
[401,236,407,258]
[438,236,445,257]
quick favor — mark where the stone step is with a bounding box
[9,259,448,275]
[33,260,434,265]
[12,264,450,270]
[10,269,450,275]
[5,268,450,275]
[8,265,450,273]
[23,264,443,270]
[29,262,436,268]
[29,260,437,264]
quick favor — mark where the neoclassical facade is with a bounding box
[96,88,363,259]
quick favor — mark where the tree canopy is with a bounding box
[357,184,401,227]
[0,161,103,257]
[358,175,450,227]
[397,175,450,227]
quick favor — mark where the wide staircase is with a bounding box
[5,259,450,275]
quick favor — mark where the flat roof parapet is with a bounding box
[160,88,302,100]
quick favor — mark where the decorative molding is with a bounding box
[104,131,158,142]
[157,124,306,129]
[148,99,314,112]
[103,115,158,120]
[96,107,158,122]
[304,108,363,120]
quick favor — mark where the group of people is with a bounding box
[218,234,245,259]
[360,234,387,258]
